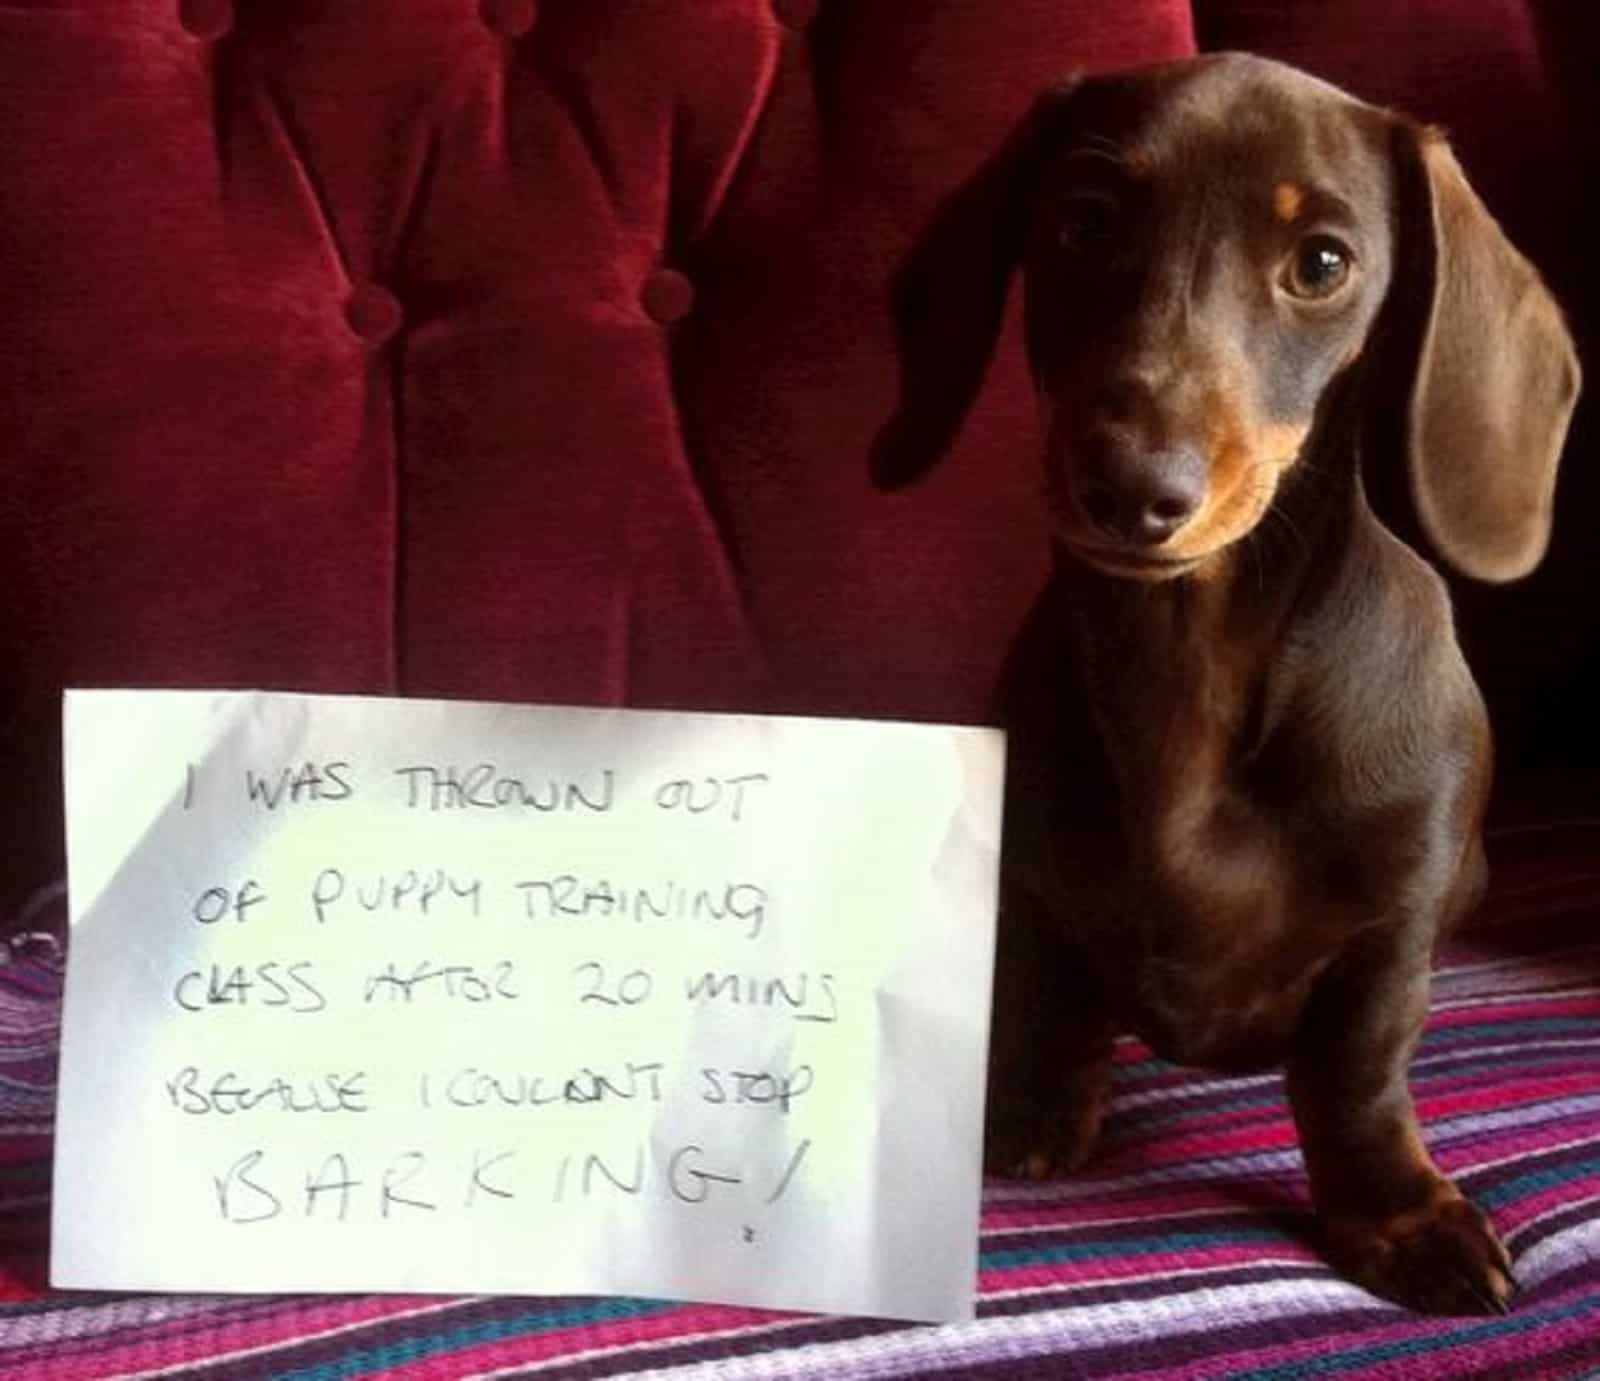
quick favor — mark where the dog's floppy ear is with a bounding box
[1392,122,1581,582]
[871,80,1083,490]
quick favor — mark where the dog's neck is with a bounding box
[1051,381,1373,811]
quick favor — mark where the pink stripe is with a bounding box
[1115,1098,1282,1142]
[1111,1073,1598,1167]
[983,1126,1593,1245]
[982,1104,1598,1240]
[1421,1062,1600,1105]
[1116,1070,1594,1158]
[363,1301,784,1381]
[1418,1073,1598,1123]
[979,1240,1318,1294]
[984,1184,1253,1229]
[0,1136,51,1165]
[1126,1120,1300,1162]
[1141,1100,1593,1182]
[8,1297,450,1378]
[1110,998,1598,1104]
[1498,1172,1600,1235]
[0,1266,44,1303]
[1429,993,1600,1028]
[1438,1117,1600,1175]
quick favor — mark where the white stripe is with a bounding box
[1506,1215,1600,1278]
[467,1317,824,1380]
[987,1094,1600,1208]
[1504,1189,1600,1246]
[983,1202,1261,1239]
[465,1179,1600,1378]
[586,1229,1600,1381]
[1453,1128,1600,1178]
[1414,1035,1600,1071]
[1436,943,1600,981]
[1107,1032,1600,1117]
[1114,1071,1283,1110]
[983,1148,1307,1203]
[600,1275,1375,1381]
[981,1255,1319,1303]
[0,1293,234,1348]
[1430,984,1600,1012]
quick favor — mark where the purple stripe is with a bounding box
[42,1296,535,1380]
[0,1294,308,1366]
[982,1206,1307,1254]
[979,1262,1332,1317]
[1462,1137,1600,1200]
[0,843,1592,1378]
[1506,1197,1600,1254]
[524,1316,904,1381]
[1455,1324,1600,1381]
[920,1260,1600,1381]
[1104,1052,1598,1158]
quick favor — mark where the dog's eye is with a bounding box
[1058,191,1120,250]
[1282,235,1353,299]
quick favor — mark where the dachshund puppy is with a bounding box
[874,53,1580,1314]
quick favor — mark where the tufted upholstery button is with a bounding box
[178,0,233,40]
[344,283,404,346]
[772,0,820,31]
[480,0,538,39]
[641,269,695,326]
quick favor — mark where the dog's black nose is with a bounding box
[1075,437,1207,546]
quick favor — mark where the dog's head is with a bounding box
[872,53,1580,584]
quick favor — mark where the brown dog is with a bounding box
[873,53,1580,1314]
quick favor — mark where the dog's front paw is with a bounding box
[983,1094,1104,1180]
[1327,1187,1516,1315]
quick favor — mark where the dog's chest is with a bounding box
[1120,794,1355,1067]
[1006,613,1365,1068]
[1075,775,1356,1067]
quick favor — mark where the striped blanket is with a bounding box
[2,821,1597,1379]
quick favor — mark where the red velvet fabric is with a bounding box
[2,1,1594,916]
[1193,0,1600,790]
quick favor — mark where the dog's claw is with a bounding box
[1329,1191,1515,1315]
[985,1089,1106,1181]
[1461,1272,1511,1316]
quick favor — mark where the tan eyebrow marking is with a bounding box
[1273,180,1305,222]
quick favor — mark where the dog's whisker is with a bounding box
[1263,504,1311,563]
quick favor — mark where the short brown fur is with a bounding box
[873,53,1580,1315]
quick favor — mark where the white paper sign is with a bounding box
[51,690,1003,1323]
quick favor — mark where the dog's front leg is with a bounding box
[984,888,1115,1178]
[1287,930,1514,1314]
